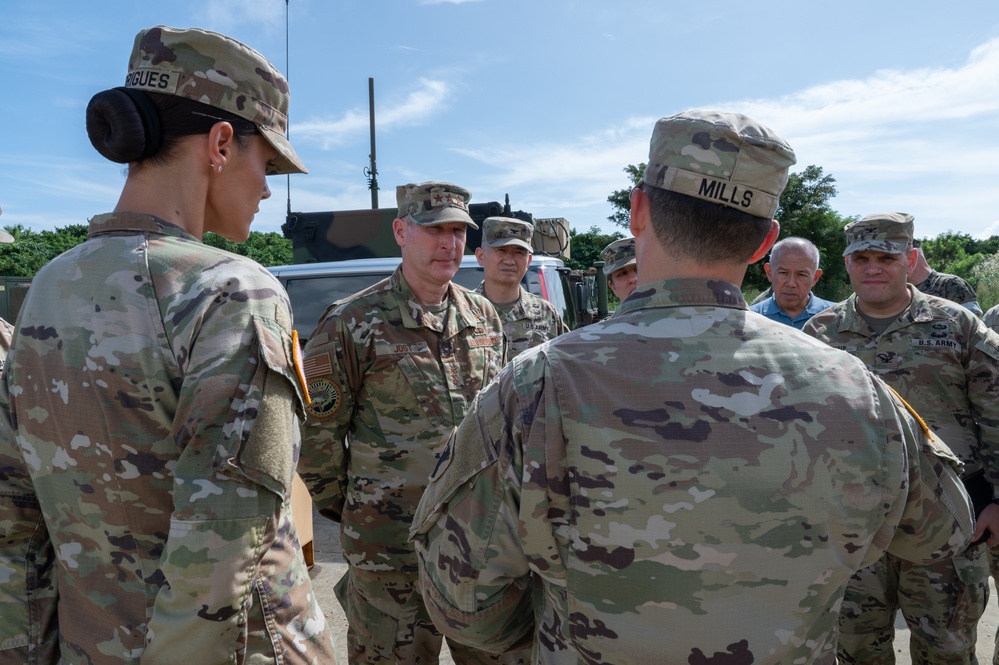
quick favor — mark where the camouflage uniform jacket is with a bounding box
[0,317,12,371]
[0,213,335,664]
[914,269,982,314]
[473,283,568,358]
[411,278,973,665]
[803,287,999,490]
[984,304,999,333]
[0,316,59,663]
[298,266,505,574]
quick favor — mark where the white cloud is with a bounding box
[450,37,999,238]
[978,220,999,240]
[199,0,286,30]
[293,79,453,148]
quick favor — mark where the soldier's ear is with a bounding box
[629,186,649,238]
[206,121,235,169]
[748,220,780,264]
[392,217,407,248]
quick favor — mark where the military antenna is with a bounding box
[364,78,379,208]
[285,0,292,218]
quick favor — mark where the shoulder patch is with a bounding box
[302,351,333,380]
[305,377,342,419]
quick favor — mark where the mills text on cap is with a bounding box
[396,182,476,228]
[125,26,306,176]
[600,237,636,276]
[842,213,915,256]
[482,217,534,251]
[642,110,796,220]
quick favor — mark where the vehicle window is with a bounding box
[453,265,485,291]
[522,270,543,298]
[454,265,546,300]
[284,273,386,334]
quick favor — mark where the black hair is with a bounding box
[86,88,258,166]
[644,185,773,264]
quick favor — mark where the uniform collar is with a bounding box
[88,212,199,242]
[614,278,747,318]
[391,266,493,337]
[840,285,931,336]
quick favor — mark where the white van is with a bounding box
[269,255,575,342]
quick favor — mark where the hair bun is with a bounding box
[86,87,161,163]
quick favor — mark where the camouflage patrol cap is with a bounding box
[396,182,476,228]
[125,26,306,175]
[843,213,914,256]
[643,110,796,219]
[600,237,636,276]
[482,217,533,250]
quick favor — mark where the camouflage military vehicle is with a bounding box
[0,276,32,323]
[282,196,568,263]
[280,198,605,329]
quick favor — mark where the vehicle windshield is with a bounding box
[281,263,547,338]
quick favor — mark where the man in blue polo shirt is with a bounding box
[750,237,836,329]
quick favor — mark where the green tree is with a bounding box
[0,226,294,277]
[202,231,294,266]
[606,163,645,229]
[566,225,625,311]
[0,225,88,276]
[919,232,987,282]
[971,253,999,312]
[565,225,624,273]
[743,166,854,301]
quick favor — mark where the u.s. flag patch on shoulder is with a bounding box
[306,378,342,419]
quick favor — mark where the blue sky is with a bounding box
[2,0,999,244]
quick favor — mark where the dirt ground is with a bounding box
[306,507,999,664]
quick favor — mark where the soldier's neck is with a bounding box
[483,281,520,305]
[400,265,451,305]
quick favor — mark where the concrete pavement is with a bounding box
[307,507,455,665]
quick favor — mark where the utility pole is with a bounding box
[364,78,379,209]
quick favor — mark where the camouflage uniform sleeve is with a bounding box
[143,286,308,662]
[297,310,355,521]
[870,375,975,564]
[0,375,59,661]
[969,325,999,497]
[411,360,536,653]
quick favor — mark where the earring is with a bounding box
[218,165,223,173]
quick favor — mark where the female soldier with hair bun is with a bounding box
[0,26,336,664]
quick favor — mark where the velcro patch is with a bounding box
[376,341,430,355]
[467,334,501,348]
[911,338,962,352]
[302,352,333,380]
